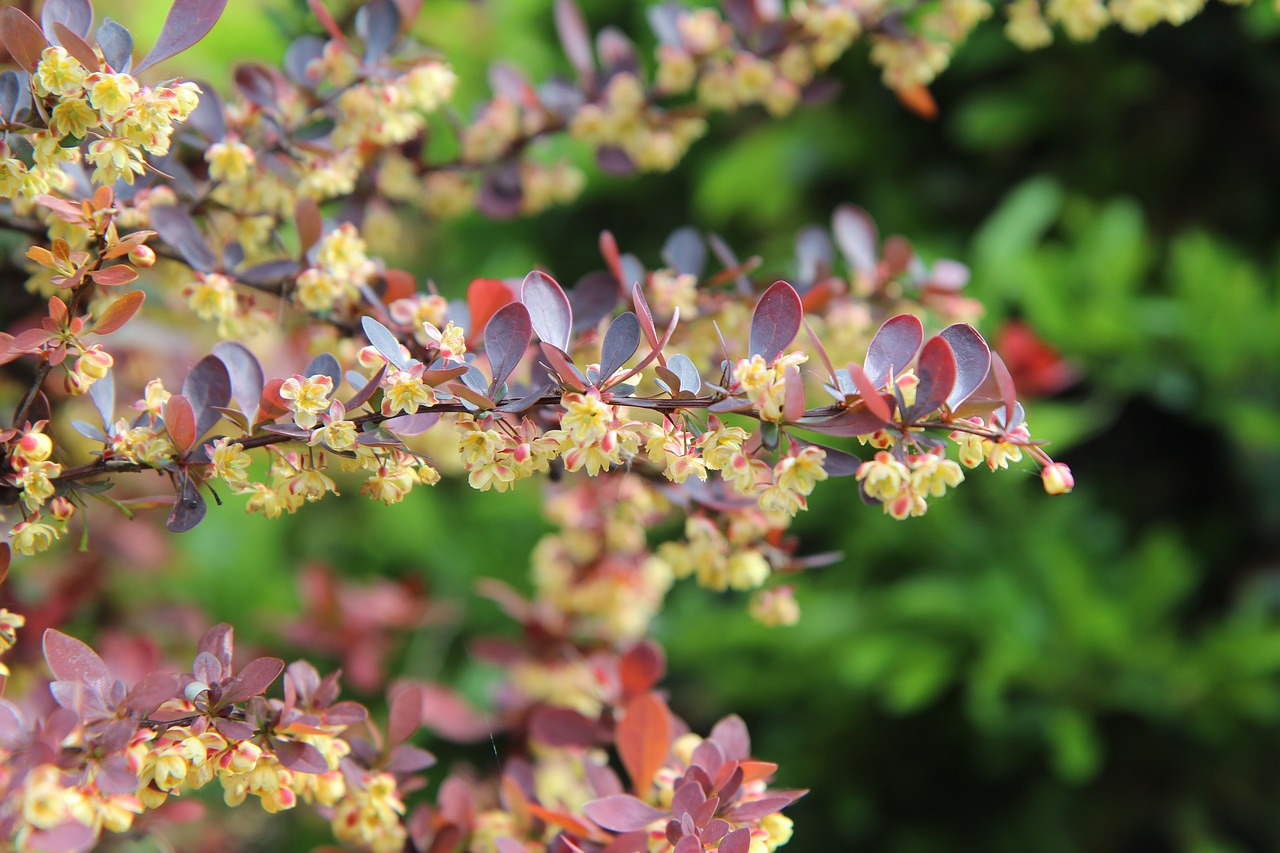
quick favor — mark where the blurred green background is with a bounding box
[70,0,1280,850]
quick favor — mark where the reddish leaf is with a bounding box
[599,230,625,287]
[52,22,100,70]
[221,657,284,705]
[163,395,197,454]
[846,363,893,424]
[864,314,923,387]
[582,795,665,833]
[151,205,216,273]
[484,302,532,397]
[386,685,422,750]
[906,335,956,420]
[135,0,229,73]
[749,281,802,363]
[631,282,660,353]
[0,8,48,72]
[90,291,145,335]
[43,629,110,689]
[990,351,1018,429]
[783,364,805,422]
[255,377,291,424]
[540,342,587,391]
[307,0,349,46]
[554,0,594,86]
[197,624,234,673]
[725,792,805,821]
[599,312,640,382]
[416,683,493,743]
[717,828,752,853]
[530,705,599,747]
[617,692,671,792]
[274,738,329,773]
[212,716,254,741]
[620,641,665,698]
[525,802,594,837]
[522,271,573,351]
[385,742,437,773]
[125,673,177,714]
[183,355,232,441]
[24,821,96,853]
[939,324,991,410]
[467,278,516,347]
[894,83,938,120]
[708,715,750,761]
[88,265,138,288]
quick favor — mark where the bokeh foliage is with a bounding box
[65,0,1280,849]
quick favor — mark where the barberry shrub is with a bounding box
[18,0,1266,848]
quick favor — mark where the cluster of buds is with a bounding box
[3,422,73,556]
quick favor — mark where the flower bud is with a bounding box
[16,430,53,463]
[1041,462,1074,495]
[76,347,114,380]
[129,244,156,267]
[49,496,75,521]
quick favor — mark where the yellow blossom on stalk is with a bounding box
[468,454,519,491]
[279,373,335,429]
[560,392,613,445]
[50,97,101,138]
[208,438,253,485]
[21,765,72,829]
[16,460,61,512]
[456,423,504,466]
[361,465,417,504]
[949,418,987,467]
[283,468,339,502]
[984,421,1030,470]
[381,367,437,416]
[205,137,256,183]
[316,223,374,281]
[757,482,807,517]
[856,451,911,502]
[726,549,771,590]
[0,608,24,676]
[87,137,146,185]
[36,46,89,97]
[908,452,964,497]
[331,773,407,853]
[310,402,358,452]
[403,61,458,111]
[240,482,298,518]
[86,72,140,119]
[698,420,749,470]
[14,425,54,463]
[732,354,790,422]
[1005,0,1055,48]
[0,154,31,199]
[422,320,467,362]
[774,446,829,496]
[389,293,448,331]
[1041,461,1074,494]
[760,812,795,850]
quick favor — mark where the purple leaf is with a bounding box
[554,0,594,86]
[166,468,206,527]
[192,651,222,686]
[97,18,132,72]
[530,705,599,747]
[939,324,991,411]
[832,204,878,276]
[582,795,666,832]
[344,364,386,411]
[87,369,114,430]
[183,354,232,441]
[303,352,342,392]
[990,351,1018,429]
[212,716,255,741]
[599,312,640,381]
[475,163,524,219]
[718,828,752,853]
[673,836,701,853]
[569,270,620,332]
[125,672,177,714]
[198,623,233,672]
[665,353,700,395]
[795,225,834,288]
[597,26,638,77]
[233,61,280,110]
[324,700,368,726]
[906,335,956,421]
[42,0,93,43]
[670,780,707,820]
[43,630,109,690]
[212,341,265,415]
[661,227,705,277]
[220,657,284,705]
[355,0,400,63]
[522,271,573,351]
[596,146,636,175]
[385,743,437,773]
[864,314,923,388]
[361,316,410,371]
[151,205,217,273]
[69,420,106,442]
[484,302,533,397]
[236,258,299,285]
[725,793,803,821]
[749,281,802,363]
[709,715,750,761]
[0,700,26,747]
[134,0,228,73]
[274,738,330,774]
[0,70,33,123]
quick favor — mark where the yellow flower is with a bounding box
[560,392,613,445]
[209,438,253,485]
[856,451,911,503]
[86,72,141,120]
[36,46,89,97]
[279,374,335,429]
[50,97,101,138]
[205,138,256,183]
[380,368,437,416]
[87,137,146,186]
[773,446,828,496]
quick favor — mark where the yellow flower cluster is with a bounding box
[856,449,965,520]
[569,73,709,172]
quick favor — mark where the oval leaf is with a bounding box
[939,323,992,410]
[864,314,923,388]
[361,316,409,371]
[582,795,665,833]
[617,692,671,792]
[150,205,217,273]
[302,352,342,392]
[87,369,114,429]
[484,302,533,397]
[221,657,284,705]
[43,629,109,688]
[749,281,802,363]
[832,204,878,276]
[0,8,48,72]
[212,341,265,415]
[522,271,573,351]
[166,474,207,532]
[599,311,640,381]
[183,354,232,440]
[97,19,132,71]
[135,0,229,73]
[42,0,93,42]
[163,395,197,453]
[906,335,956,421]
[90,290,145,335]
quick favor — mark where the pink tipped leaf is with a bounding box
[864,314,923,388]
[905,335,957,421]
